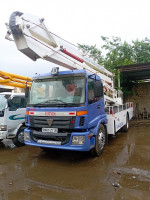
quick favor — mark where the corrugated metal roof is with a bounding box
[117,62,150,80]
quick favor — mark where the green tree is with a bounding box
[78,44,104,64]
[132,38,150,63]
[101,36,133,72]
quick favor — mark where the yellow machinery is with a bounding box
[0,71,32,89]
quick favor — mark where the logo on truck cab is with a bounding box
[47,119,53,127]
[9,114,25,120]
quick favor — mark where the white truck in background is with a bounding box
[0,92,26,146]
[0,71,31,147]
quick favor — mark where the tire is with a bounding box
[122,114,129,132]
[12,126,25,147]
[91,124,106,157]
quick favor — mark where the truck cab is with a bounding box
[0,92,26,146]
[25,69,107,156]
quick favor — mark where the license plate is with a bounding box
[42,128,58,133]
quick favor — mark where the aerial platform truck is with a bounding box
[5,11,133,156]
[0,70,31,146]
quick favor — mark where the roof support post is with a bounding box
[118,70,120,88]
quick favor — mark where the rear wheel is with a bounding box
[12,126,25,147]
[91,124,106,157]
[122,114,129,132]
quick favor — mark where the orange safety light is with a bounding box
[76,110,88,116]
[88,135,91,139]
[26,111,29,115]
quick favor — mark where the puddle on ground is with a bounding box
[0,126,150,200]
[1,139,16,149]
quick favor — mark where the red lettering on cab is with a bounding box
[45,112,56,116]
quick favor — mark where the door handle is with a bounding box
[97,105,100,109]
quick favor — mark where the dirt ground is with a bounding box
[0,122,150,200]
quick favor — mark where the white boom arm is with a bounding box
[6,11,120,104]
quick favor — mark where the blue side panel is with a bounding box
[87,97,107,129]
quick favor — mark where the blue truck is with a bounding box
[24,69,107,156]
[24,68,133,156]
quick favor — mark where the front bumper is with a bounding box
[0,131,7,140]
[24,128,95,151]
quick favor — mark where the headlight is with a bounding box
[0,125,7,131]
[24,132,30,141]
[72,136,85,145]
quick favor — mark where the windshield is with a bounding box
[0,95,8,111]
[29,76,85,106]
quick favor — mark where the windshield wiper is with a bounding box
[31,99,67,106]
[50,99,67,103]
[41,99,67,104]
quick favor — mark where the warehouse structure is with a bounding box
[117,62,150,119]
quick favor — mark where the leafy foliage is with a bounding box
[101,36,134,72]
[132,38,150,63]
[78,44,103,64]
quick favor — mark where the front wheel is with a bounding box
[12,126,25,147]
[91,124,106,157]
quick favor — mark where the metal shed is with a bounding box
[117,62,150,81]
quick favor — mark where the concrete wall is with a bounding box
[124,82,150,118]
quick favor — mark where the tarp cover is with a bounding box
[9,11,23,36]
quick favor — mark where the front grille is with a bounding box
[30,130,71,145]
[30,116,75,129]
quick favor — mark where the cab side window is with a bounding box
[8,96,26,111]
[88,78,103,104]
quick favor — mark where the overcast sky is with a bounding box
[0,0,150,77]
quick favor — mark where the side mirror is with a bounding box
[25,87,29,99]
[8,99,13,108]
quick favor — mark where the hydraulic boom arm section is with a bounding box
[0,71,32,88]
[5,11,118,103]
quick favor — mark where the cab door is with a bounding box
[87,77,105,129]
[6,96,26,137]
